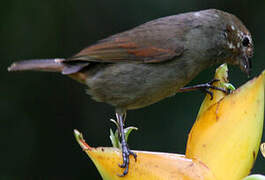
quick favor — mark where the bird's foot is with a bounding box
[118,142,137,177]
[200,79,229,99]
[115,111,137,177]
[179,79,229,100]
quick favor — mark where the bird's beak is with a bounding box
[239,55,252,77]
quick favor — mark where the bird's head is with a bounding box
[223,13,254,76]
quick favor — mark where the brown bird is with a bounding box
[8,9,253,176]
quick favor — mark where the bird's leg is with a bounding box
[116,112,137,177]
[179,79,229,100]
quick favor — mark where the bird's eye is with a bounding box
[242,37,250,47]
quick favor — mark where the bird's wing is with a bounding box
[62,18,186,74]
[68,37,184,63]
[66,18,185,64]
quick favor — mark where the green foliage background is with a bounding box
[1,0,264,179]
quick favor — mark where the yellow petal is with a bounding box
[186,70,265,180]
[74,130,216,180]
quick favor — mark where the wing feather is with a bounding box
[66,17,186,64]
[68,38,184,63]
[63,16,187,74]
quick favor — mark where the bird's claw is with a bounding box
[204,89,214,100]
[118,144,137,177]
[202,79,229,100]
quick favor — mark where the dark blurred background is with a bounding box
[1,0,265,179]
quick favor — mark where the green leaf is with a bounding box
[109,128,120,148]
[110,118,119,130]
[109,118,138,149]
[222,82,236,91]
[124,126,138,142]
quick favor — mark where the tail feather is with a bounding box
[8,58,65,72]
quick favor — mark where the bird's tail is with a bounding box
[8,58,65,72]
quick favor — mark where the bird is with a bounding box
[8,9,253,176]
